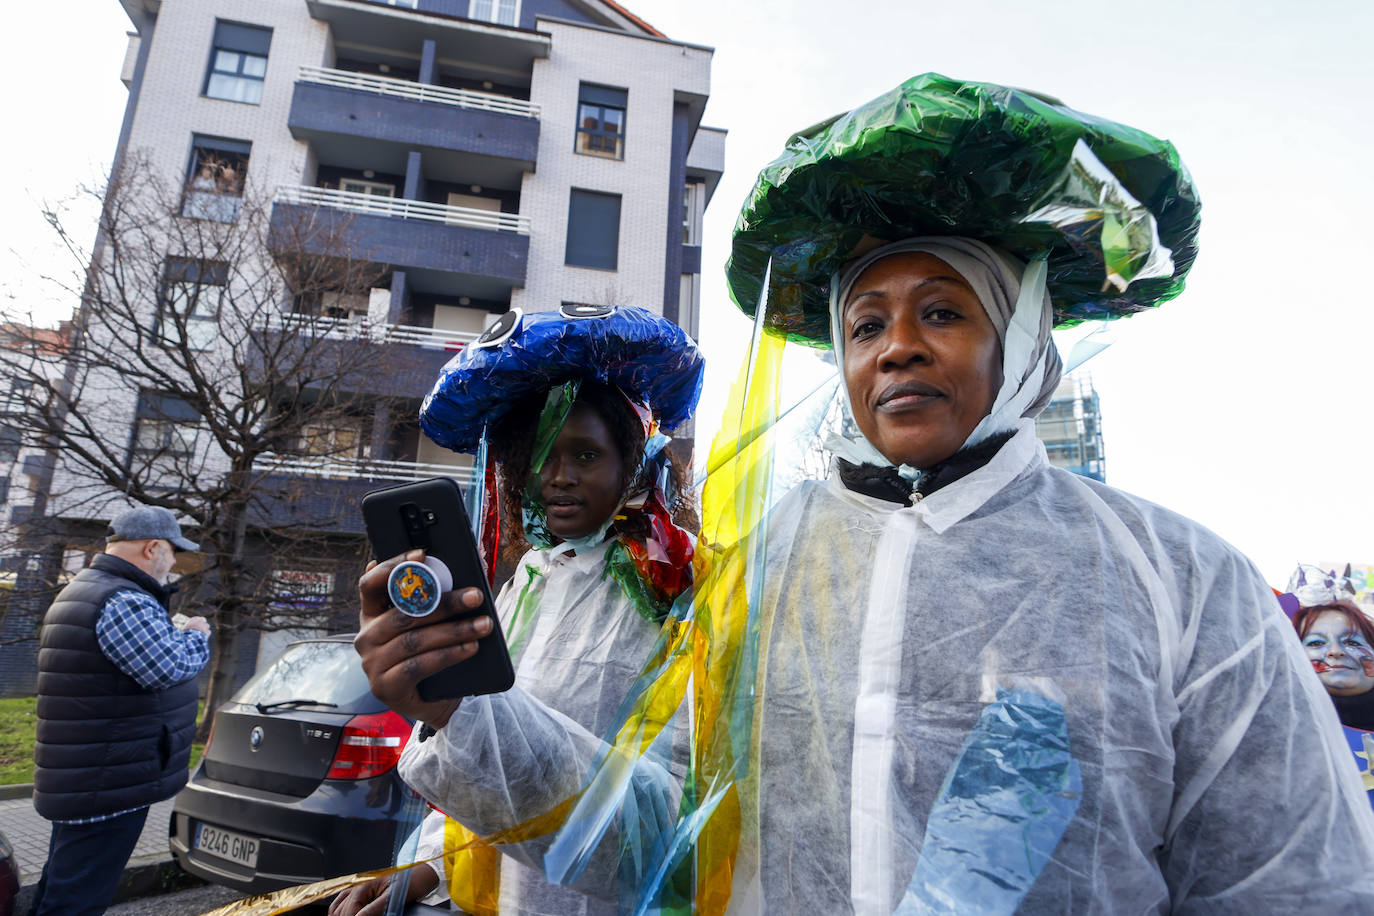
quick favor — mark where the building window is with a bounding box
[61,548,94,578]
[679,272,699,333]
[576,84,626,160]
[1,379,33,417]
[319,290,372,321]
[294,288,388,327]
[340,179,395,198]
[565,189,621,271]
[132,391,200,464]
[159,258,228,351]
[303,425,362,461]
[683,182,703,245]
[0,427,20,463]
[183,135,250,221]
[297,419,371,478]
[204,21,272,104]
[469,0,519,26]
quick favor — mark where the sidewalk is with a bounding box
[1,786,177,888]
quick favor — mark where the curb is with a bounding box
[115,856,207,903]
[0,783,32,801]
[14,856,201,912]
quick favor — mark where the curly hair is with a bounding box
[488,381,697,562]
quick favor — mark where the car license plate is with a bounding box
[194,822,260,868]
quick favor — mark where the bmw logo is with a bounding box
[249,726,264,751]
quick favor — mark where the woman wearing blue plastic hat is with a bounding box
[690,74,1374,914]
[348,304,702,916]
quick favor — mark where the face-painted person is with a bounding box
[345,305,702,916]
[689,74,1374,913]
[1293,601,1374,729]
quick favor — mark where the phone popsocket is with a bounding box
[387,557,453,617]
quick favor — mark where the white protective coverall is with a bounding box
[400,429,1374,913]
[398,539,680,915]
[412,810,453,909]
[725,417,1374,914]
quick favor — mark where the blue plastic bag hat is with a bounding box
[419,304,705,454]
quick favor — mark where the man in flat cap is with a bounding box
[29,505,210,916]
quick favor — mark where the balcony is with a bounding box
[250,453,475,532]
[289,67,540,183]
[278,185,529,233]
[687,125,728,205]
[271,186,529,297]
[262,313,478,351]
[301,66,539,118]
[305,0,551,73]
[256,453,474,485]
[252,311,466,398]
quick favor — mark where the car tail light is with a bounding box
[325,711,412,780]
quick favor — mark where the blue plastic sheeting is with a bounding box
[420,305,705,454]
[1343,726,1374,811]
[898,687,1082,915]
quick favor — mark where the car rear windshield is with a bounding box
[232,640,375,709]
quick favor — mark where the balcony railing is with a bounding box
[256,453,476,485]
[277,185,531,234]
[259,313,478,351]
[299,66,541,119]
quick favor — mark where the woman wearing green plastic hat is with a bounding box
[349,305,702,915]
[692,74,1374,913]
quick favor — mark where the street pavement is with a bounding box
[1,787,177,890]
[105,882,246,915]
[3,790,441,912]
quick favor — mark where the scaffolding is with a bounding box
[1034,373,1106,481]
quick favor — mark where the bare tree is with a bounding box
[0,153,430,730]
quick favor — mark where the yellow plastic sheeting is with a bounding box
[445,815,500,916]
[688,324,786,915]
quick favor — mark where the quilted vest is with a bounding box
[33,554,200,821]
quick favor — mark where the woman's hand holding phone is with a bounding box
[354,549,492,730]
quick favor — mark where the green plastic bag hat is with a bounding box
[726,73,1202,346]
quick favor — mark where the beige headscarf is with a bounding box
[827,237,1064,471]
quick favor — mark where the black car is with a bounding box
[170,635,419,895]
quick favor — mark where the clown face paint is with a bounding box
[1302,610,1374,697]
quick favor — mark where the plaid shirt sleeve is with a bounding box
[95,589,210,690]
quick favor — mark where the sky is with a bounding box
[3,0,1372,587]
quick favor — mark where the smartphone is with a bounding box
[361,477,515,700]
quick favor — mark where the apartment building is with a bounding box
[0,322,74,571]
[0,0,724,692]
[1034,373,1106,482]
[114,0,722,462]
[0,326,69,520]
